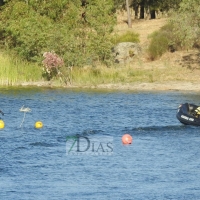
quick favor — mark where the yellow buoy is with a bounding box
[0,120,5,129]
[35,121,43,129]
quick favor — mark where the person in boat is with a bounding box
[193,107,200,118]
[0,110,4,115]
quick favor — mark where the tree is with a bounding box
[84,0,116,64]
[114,0,182,20]
[170,0,200,48]
[0,0,4,6]
[0,0,116,67]
[126,0,132,28]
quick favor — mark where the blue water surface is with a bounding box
[0,87,200,200]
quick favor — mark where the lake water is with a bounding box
[0,87,200,200]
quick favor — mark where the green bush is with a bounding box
[111,31,140,45]
[170,0,200,49]
[0,1,53,62]
[147,31,169,60]
[147,23,176,60]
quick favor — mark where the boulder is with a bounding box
[112,42,141,64]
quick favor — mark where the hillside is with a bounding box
[139,18,200,70]
[98,14,200,91]
[115,13,200,68]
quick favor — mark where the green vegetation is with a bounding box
[0,52,42,85]
[147,24,175,60]
[0,0,200,86]
[111,31,140,45]
[62,64,197,86]
[0,0,116,67]
[70,66,153,85]
[170,0,200,49]
[148,0,200,59]
[148,30,169,60]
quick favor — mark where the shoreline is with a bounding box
[94,82,200,91]
[6,81,200,92]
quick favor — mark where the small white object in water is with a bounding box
[20,105,31,112]
[19,105,31,128]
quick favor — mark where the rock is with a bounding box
[112,42,141,64]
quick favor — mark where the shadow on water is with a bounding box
[123,124,200,135]
[29,142,57,147]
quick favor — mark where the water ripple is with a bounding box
[1,89,200,199]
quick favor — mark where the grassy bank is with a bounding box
[0,50,199,88]
[0,52,42,85]
[70,61,199,87]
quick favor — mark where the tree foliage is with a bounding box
[170,0,200,48]
[147,24,175,60]
[147,0,200,59]
[0,0,116,67]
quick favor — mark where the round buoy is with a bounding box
[122,134,132,145]
[35,121,43,129]
[0,120,5,129]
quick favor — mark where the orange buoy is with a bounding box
[122,134,132,145]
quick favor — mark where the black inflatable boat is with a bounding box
[176,103,200,126]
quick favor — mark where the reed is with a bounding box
[0,52,42,85]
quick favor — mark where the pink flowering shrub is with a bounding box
[42,51,64,80]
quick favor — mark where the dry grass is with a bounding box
[67,55,200,87]
[114,11,168,47]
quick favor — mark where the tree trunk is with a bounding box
[140,3,145,19]
[0,0,4,6]
[140,6,144,19]
[150,10,156,19]
[126,0,132,28]
[134,3,139,19]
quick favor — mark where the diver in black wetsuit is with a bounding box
[0,110,4,116]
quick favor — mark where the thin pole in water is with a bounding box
[20,112,26,128]
[19,106,31,128]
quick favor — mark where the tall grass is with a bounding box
[70,65,157,86]
[67,62,196,86]
[0,52,42,85]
